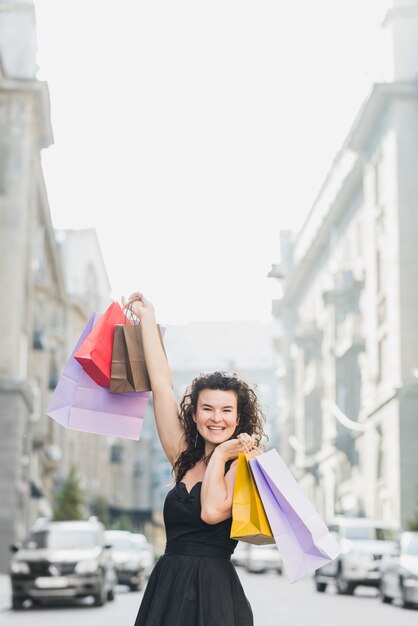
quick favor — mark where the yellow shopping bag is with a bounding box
[230,453,275,545]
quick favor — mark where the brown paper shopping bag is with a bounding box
[109,323,165,393]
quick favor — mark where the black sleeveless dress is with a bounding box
[134,467,253,625]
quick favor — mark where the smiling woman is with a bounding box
[123,292,267,626]
[173,372,265,489]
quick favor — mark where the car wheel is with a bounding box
[336,570,355,595]
[93,578,107,607]
[378,580,392,604]
[11,595,24,611]
[400,583,413,610]
[107,588,115,602]
[315,581,327,593]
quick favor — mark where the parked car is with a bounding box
[314,517,399,595]
[244,543,282,575]
[105,530,145,591]
[231,542,250,568]
[131,533,155,578]
[10,518,117,610]
[379,531,418,609]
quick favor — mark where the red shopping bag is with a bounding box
[74,301,131,386]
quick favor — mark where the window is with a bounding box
[377,296,386,327]
[342,525,397,541]
[376,249,382,294]
[24,529,99,550]
[110,445,123,464]
[377,334,388,383]
[374,151,388,208]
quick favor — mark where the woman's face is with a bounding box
[194,388,238,453]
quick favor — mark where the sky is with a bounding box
[33,0,392,324]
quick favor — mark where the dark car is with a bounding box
[379,531,418,609]
[10,518,117,609]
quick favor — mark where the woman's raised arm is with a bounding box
[125,293,186,466]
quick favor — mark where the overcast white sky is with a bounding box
[34,0,392,324]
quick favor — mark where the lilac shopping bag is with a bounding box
[249,449,341,583]
[46,313,149,440]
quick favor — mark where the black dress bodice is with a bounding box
[164,480,238,557]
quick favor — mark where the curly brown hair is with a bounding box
[173,371,267,483]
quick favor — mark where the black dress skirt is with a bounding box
[134,477,253,626]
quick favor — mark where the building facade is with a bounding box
[272,1,418,528]
[0,0,56,572]
[0,1,145,571]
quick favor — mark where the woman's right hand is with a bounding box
[122,292,155,321]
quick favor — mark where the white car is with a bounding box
[379,531,418,608]
[314,517,399,595]
[131,533,155,578]
[105,530,145,591]
[231,542,250,568]
[244,543,282,575]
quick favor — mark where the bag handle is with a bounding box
[122,296,142,325]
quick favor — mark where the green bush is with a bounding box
[53,467,87,521]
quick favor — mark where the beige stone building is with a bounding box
[0,0,56,572]
[272,1,418,528]
[0,1,148,572]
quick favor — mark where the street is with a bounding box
[1,569,417,626]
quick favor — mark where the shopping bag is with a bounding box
[46,313,149,440]
[74,301,130,386]
[109,323,166,394]
[230,453,274,545]
[249,449,341,583]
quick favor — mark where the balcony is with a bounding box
[335,313,365,358]
[271,299,283,319]
[294,320,322,346]
[302,360,323,396]
[323,269,364,304]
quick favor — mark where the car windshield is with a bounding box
[406,535,418,555]
[132,535,147,548]
[23,528,99,550]
[343,526,398,541]
[107,536,135,551]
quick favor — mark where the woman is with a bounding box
[126,292,267,626]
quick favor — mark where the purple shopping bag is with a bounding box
[249,449,341,583]
[46,313,149,440]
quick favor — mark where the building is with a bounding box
[0,1,143,571]
[271,0,418,527]
[0,0,56,572]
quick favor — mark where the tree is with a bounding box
[407,508,418,531]
[53,467,87,521]
[91,495,110,526]
[111,514,134,531]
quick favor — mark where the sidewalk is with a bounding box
[0,574,11,611]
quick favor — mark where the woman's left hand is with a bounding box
[213,433,257,462]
